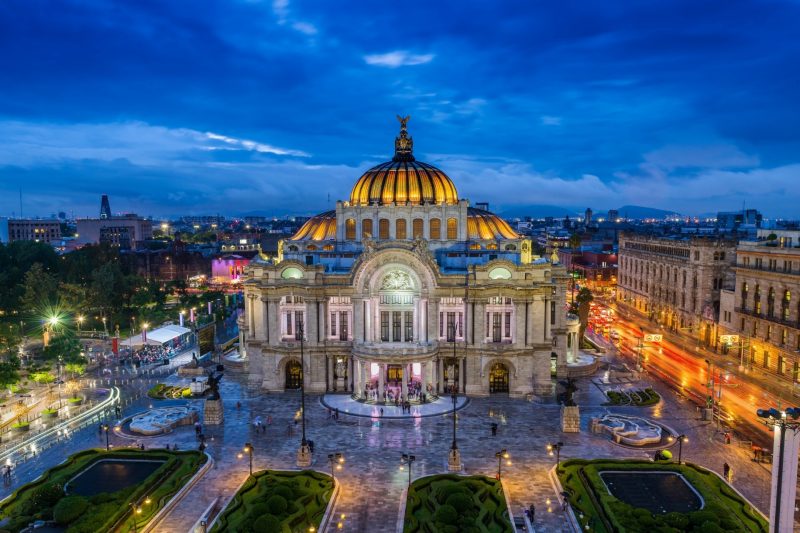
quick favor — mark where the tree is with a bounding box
[30,371,56,385]
[18,262,59,314]
[0,356,21,391]
[43,330,81,362]
[575,287,594,340]
[568,233,581,250]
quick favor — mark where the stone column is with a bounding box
[413,296,420,342]
[458,358,465,393]
[474,301,486,345]
[438,357,444,393]
[401,364,408,400]
[364,299,371,342]
[361,360,368,398]
[378,363,386,403]
[353,359,361,397]
[464,300,473,345]
[353,298,364,343]
[327,355,334,392]
[248,295,256,337]
[421,362,428,398]
[268,299,280,344]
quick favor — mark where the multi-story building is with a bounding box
[241,119,576,398]
[76,214,153,250]
[4,219,62,244]
[617,233,736,345]
[719,230,800,382]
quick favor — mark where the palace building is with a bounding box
[240,118,575,399]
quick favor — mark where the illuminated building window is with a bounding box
[396,219,407,240]
[362,219,373,239]
[430,218,441,240]
[379,219,389,239]
[447,218,458,240]
[345,219,356,240]
[412,218,424,238]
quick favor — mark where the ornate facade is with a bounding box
[240,118,571,399]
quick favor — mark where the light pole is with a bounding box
[297,321,312,466]
[102,423,110,451]
[495,449,510,480]
[400,453,415,486]
[756,407,800,533]
[76,315,84,334]
[240,442,253,476]
[547,442,564,472]
[668,434,688,463]
[327,453,344,481]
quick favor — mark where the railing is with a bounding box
[736,307,800,330]
[734,263,799,276]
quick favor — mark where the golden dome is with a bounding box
[467,208,519,240]
[349,116,458,206]
[290,210,336,241]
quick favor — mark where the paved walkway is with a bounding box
[321,393,469,418]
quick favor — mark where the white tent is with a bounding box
[124,324,192,347]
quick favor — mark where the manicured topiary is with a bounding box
[434,504,458,525]
[689,510,720,527]
[253,514,281,533]
[29,483,65,509]
[249,502,269,518]
[53,495,89,525]
[266,494,288,515]
[445,493,473,513]
[273,483,294,500]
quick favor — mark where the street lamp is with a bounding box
[296,321,312,466]
[142,322,150,344]
[547,442,564,472]
[400,453,415,486]
[756,406,800,533]
[128,502,143,533]
[668,434,688,463]
[327,453,344,481]
[238,442,254,476]
[102,423,110,451]
[76,315,84,334]
[495,449,510,480]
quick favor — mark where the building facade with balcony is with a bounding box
[240,119,571,399]
[617,233,736,346]
[720,231,800,381]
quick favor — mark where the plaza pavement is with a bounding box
[0,360,777,533]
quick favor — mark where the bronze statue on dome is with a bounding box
[396,114,411,130]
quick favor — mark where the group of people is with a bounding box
[2,465,12,486]
[252,416,272,433]
[124,344,179,365]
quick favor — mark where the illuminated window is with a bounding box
[447,218,458,240]
[362,219,373,238]
[379,219,389,239]
[345,219,356,240]
[396,219,407,240]
[430,218,441,240]
[412,218,424,238]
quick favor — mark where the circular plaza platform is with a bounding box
[320,393,469,419]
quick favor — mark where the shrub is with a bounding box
[253,514,281,533]
[249,503,270,518]
[663,512,689,529]
[53,495,89,525]
[434,504,458,525]
[30,483,65,509]
[273,483,295,500]
[266,494,288,515]
[445,493,473,514]
[689,510,720,527]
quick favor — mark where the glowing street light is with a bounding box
[327,452,344,480]
[400,453,415,486]
[547,442,564,472]
[667,434,688,464]
[495,449,511,480]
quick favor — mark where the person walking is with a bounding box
[723,462,731,481]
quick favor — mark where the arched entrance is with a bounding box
[285,360,302,390]
[489,362,509,393]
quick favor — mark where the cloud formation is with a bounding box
[364,51,435,68]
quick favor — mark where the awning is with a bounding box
[124,324,192,347]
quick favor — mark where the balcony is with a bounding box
[352,340,440,360]
[736,307,800,330]
[734,264,799,277]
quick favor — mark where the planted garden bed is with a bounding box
[0,448,206,533]
[404,474,512,533]
[604,388,660,407]
[147,383,192,400]
[557,458,767,532]
[211,470,333,532]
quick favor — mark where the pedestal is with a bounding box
[296,443,312,467]
[447,447,462,472]
[769,423,800,533]
[561,405,580,433]
[203,399,223,426]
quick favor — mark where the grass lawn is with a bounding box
[211,470,334,533]
[404,474,512,533]
[557,458,767,533]
[0,448,206,533]
[604,388,660,407]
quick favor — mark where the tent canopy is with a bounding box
[125,324,192,347]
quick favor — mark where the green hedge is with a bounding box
[557,459,767,533]
[604,388,660,407]
[0,448,206,533]
[404,474,512,533]
[211,470,333,533]
[147,383,191,399]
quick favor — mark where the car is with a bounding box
[610,330,620,340]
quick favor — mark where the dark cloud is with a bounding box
[0,0,798,217]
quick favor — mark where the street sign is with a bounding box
[719,334,739,344]
[644,334,663,342]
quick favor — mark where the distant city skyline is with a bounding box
[1,1,799,218]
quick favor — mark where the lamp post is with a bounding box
[668,434,688,463]
[241,442,253,476]
[297,321,312,466]
[128,502,143,533]
[756,407,800,533]
[547,442,564,472]
[102,423,110,451]
[327,453,344,481]
[400,453,415,486]
[495,449,510,480]
[76,315,84,334]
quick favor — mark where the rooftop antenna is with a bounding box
[19,188,22,218]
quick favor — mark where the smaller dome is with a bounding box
[290,210,336,241]
[467,208,519,240]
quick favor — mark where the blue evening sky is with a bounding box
[1,0,799,218]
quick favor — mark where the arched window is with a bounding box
[767,287,775,317]
[345,218,356,240]
[362,219,373,239]
[379,219,390,239]
[754,284,761,314]
[447,218,458,240]
[741,282,748,309]
[412,218,424,238]
[396,219,407,239]
[783,290,791,320]
[430,218,441,240]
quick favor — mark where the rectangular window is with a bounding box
[340,311,348,341]
[379,219,390,239]
[430,218,441,240]
[485,312,490,338]
[330,312,337,337]
[362,219,373,239]
[392,311,402,342]
[404,311,413,341]
[794,361,800,383]
[381,311,389,341]
[446,312,456,341]
[550,301,556,324]
[396,219,407,240]
[779,356,786,374]
[295,311,304,338]
[763,351,769,369]
[412,218,424,238]
[504,311,511,338]
[457,312,463,338]
[492,313,502,343]
[286,312,293,336]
